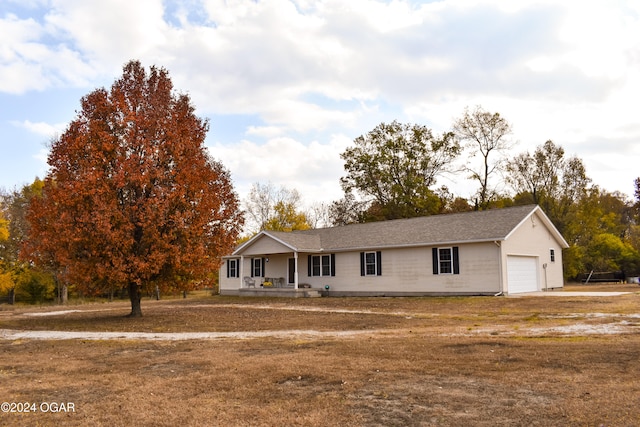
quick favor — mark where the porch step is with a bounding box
[236,288,324,298]
[303,290,321,298]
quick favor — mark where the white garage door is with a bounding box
[507,256,538,294]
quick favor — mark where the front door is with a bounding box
[288,258,296,284]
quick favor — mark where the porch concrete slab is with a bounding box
[238,288,322,298]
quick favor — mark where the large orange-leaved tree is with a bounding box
[24,60,244,317]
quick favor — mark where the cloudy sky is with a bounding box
[1,0,639,208]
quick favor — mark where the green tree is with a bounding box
[264,201,311,232]
[328,191,365,226]
[507,140,564,205]
[24,61,243,317]
[15,269,56,304]
[560,188,640,279]
[507,141,591,235]
[0,207,10,300]
[584,233,639,275]
[244,182,310,233]
[0,211,8,242]
[340,120,459,221]
[0,180,47,304]
[633,178,640,221]
[453,106,513,210]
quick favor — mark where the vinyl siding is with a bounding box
[501,211,564,292]
[240,235,293,256]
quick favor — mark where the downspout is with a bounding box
[240,255,244,288]
[494,241,504,296]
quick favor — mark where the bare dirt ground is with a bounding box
[1,283,639,426]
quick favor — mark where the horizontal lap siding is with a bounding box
[327,244,500,294]
[240,236,292,256]
[220,243,505,294]
[219,261,240,292]
[502,211,565,291]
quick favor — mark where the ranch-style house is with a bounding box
[219,205,569,297]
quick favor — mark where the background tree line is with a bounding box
[1,86,639,305]
[244,106,640,281]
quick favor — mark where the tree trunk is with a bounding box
[128,282,143,317]
[8,287,15,305]
[60,283,68,304]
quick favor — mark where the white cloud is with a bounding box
[246,126,284,139]
[1,0,640,198]
[44,0,169,63]
[208,134,351,206]
[12,120,65,137]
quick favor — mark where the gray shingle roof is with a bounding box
[263,231,322,252]
[243,205,555,254]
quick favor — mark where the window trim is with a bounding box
[227,259,239,278]
[360,251,382,276]
[308,254,336,277]
[251,257,265,277]
[438,247,454,274]
[321,254,331,276]
[432,247,460,275]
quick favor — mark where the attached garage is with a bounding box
[507,256,539,294]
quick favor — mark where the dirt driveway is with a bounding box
[1,285,639,426]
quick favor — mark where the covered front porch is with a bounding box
[219,230,328,297]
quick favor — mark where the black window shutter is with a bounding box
[250,258,254,277]
[432,248,439,274]
[330,254,336,276]
[226,260,230,278]
[360,252,365,276]
[308,255,312,276]
[376,251,382,276]
[453,247,460,274]
[262,258,266,276]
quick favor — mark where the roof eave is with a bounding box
[325,238,506,253]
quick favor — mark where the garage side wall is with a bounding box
[501,211,565,293]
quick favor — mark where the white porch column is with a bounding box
[240,255,244,288]
[294,251,299,289]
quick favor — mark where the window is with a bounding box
[322,255,331,276]
[439,248,453,274]
[360,251,382,276]
[226,259,239,278]
[550,249,556,262]
[365,252,377,275]
[251,257,264,277]
[308,254,335,277]
[432,247,460,275]
[312,256,321,276]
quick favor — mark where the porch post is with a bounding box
[294,251,299,289]
[240,255,244,287]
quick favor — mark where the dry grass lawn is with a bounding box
[1,283,639,426]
